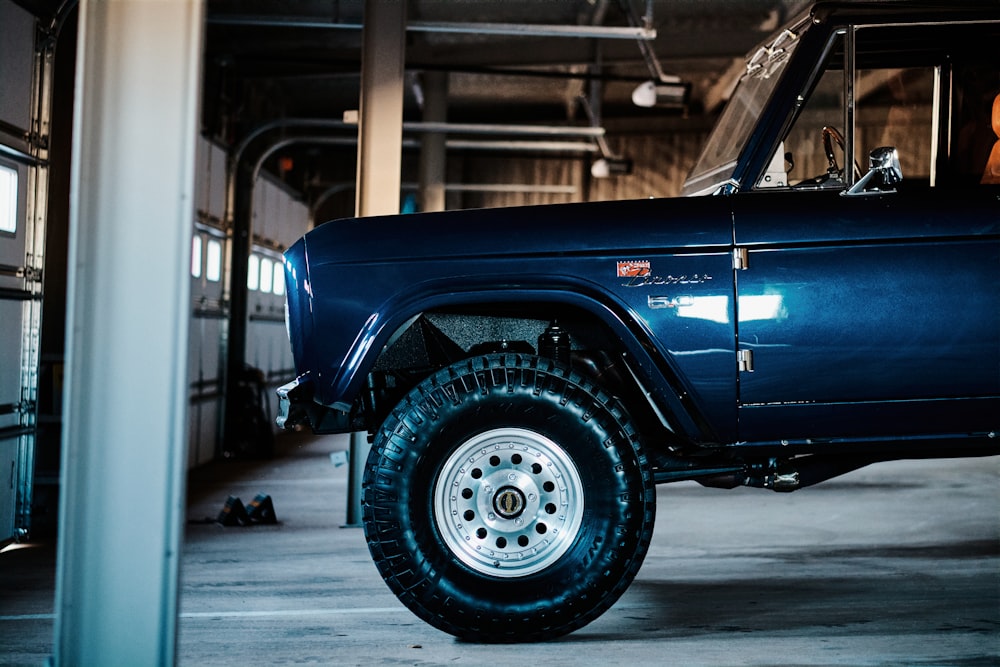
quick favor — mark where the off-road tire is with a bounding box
[362,353,655,642]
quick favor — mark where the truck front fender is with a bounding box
[313,275,722,444]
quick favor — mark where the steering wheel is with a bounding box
[795,126,862,188]
[822,126,846,173]
[822,126,863,180]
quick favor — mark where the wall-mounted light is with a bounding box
[591,157,633,178]
[631,78,690,109]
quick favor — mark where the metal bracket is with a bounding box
[738,349,755,372]
[21,266,42,282]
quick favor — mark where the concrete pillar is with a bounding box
[418,71,448,212]
[355,0,406,217]
[347,0,407,526]
[53,1,203,665]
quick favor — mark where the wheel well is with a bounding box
[362,302,685,454]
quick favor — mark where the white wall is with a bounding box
[0,0,37,543]
[187,136,309,467]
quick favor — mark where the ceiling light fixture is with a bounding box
[631,77,690,109]
[618,0,690,110]
[590,157,633,179]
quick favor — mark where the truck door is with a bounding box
[732,21,999,445]
[733,187,999,443]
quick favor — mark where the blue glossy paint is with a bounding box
[286,181,1000,447]
[282,3,1000,456]
[286,195,740,440]
[732,187,1000,440]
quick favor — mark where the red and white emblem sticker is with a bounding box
[616,260,650,278]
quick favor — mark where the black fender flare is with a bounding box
[320,276,719,443]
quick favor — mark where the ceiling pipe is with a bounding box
[441,183,577,194]
[234,118,603,170]
[409,21,653,40]
[445,139,597,153]
[207,16,656,40]
[228,118,603,229]
[242,136,599,154]
[618,0,672,84]
[228,119,602,237]
[578,94,617,162]
[228,118,603,225]
[376,119,606,138]
[301,139,595,221]
[310,181,578,221]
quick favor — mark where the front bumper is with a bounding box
[276,374,315,430]
[276,372,356,433]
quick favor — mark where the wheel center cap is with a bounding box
[493,486,526,519]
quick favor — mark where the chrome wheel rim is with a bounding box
[433,427,585,578]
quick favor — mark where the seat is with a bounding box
[982,93,1000,184]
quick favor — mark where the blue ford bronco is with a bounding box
[277,2,999,642]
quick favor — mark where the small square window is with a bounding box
[191,236,203,278]
[272,260,285,295]
[206,239,222,282]
[247,254,260,290]
[260,257,274,293]
[0,164,17,234]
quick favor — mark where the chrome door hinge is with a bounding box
[733,247,749,270]
[737,349,754,372]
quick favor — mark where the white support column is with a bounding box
[53,1,203,665]
[347,0,407,527]
[355,0,406,217]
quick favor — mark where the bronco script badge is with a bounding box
[617,259,713,286]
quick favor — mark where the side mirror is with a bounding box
[844,147,903,196]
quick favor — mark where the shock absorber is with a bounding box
[537,320,571,365]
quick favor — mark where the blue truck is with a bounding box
[278,2,999,642]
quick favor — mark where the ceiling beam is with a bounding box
[206,15,656,40]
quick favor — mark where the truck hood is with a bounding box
[300,196,733,266]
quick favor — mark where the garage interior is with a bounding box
[0,0,997,665]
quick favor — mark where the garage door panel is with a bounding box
[0,300,24,407]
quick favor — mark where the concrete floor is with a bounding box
[1,432,998,666]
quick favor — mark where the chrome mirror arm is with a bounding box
[844,146,903,196]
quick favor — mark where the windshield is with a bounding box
[681,27,803,196]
